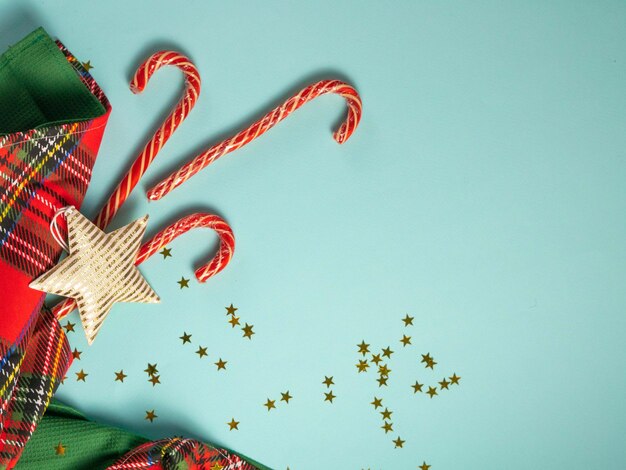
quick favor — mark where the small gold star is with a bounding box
[280,391,293,403]
[324,391,336,403]
[371,397,383,409]
[61,375,67,384]
[177,277,190,288]
[377,376,388,387]
[439,378,450,390]
[450,373,461,385]
[241,323,255,339]
[159,247,172,258]
[426,359,437,370]
[264,399,276,411]
[81,60,93,72]
[356,359,369,373]
[227,418,239,430]
[71,348,82,360]
[180,332,192,344]
[381,421,393,434]
[419,462,431,470]
[63,321,75,333]
[400,335,412,347]
[149,375,161,386]
[380,408,392,420]
[115,370,127,382]
[381,346,394,359]
[322,376,334,388]
[145,410,157,422]
[393,436,405,448]
[196,346,208,358]
[225,304,238,315]
[371,353,382,365]
[402,314,414,326]
[427,386,438,398]
[214,358,227,370]
[412,381,424,393]
[378,364,391,377]
[210,463,223,470]
[75,369,87,382]
[55,442,66,456]
[357,340,370,355]
[228,315,240,328]
[420,353,433,364]
[144,363,158,375]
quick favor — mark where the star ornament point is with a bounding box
[29,209,159,345]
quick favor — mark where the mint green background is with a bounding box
[2,1,625,469]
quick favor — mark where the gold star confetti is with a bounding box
[264,399,276,411]
[378,364,391,377]
[439,378,450,390]
[356,359,369,373]
[393,436,405,448]
[324,391,336,403]
[75,369,87,382]
[322,376,334,388]
[412,381,424,393]
[63,321,75,333]
[215,358,227,370]
[381,346,394,359]
[426,359,437,370]
[228,315,240,328]
[227,418,239,431]
[145,410,157,422]
[71,348,82,360]
[196,346,208,358]
[380,408,392,420]
[149,375,161,386]
[377,376,388,387]
[180,332,192,344]
[177,277,190,289]
[81,60,93,72]
[357,340,370,355]
[419,462,431,470]
[159,247,172,258]
[144,364,158,375]
[210,463,223,470]
[427,386,438,398]
[381,421,393,434]
[402,314,414,326]
[420,353,432,364]
[371,353,382,365]
[280,391,293,403]
[225,304,237,315]
[450,373,461,385]
[371,397,383,409]
[114,370,127,382]
[55,442,66,456]
[241,323,255,339]
[400,335,412,347]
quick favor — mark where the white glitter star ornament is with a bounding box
[30,207,160,345]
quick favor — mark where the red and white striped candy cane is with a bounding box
[146,79,362,201]
[52,213,235,319]
[94,51,201,229]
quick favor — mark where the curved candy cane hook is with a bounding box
[94,51,201,229]
[146,79,362,201]
[52,213,235,319]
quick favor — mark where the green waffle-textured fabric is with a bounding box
[0,27,105,134]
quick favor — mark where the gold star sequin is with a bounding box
[439,378,450,390]
[322,376,334,388]
[81,60,93,72]
[63,321,75,333]
[214,358,227,370]
[227,418,239,430]
[380,408,392,420]
[228,315,240,328]
[324,391,336,403]
[427,386,438,398]
[30,210,159,344]
[450,373,461,385]
[196,346,208,358]
[381,421,393,434]
[241,323,255,339]
[264,399,276,411]
[420,353,432,364]
[177,277,190,289]
[159,247,172,258]
[426,359,437,369]
[55,442,66,456]
[412,381,424,393]
[419,462,431,470]
[371,354,382,365]
[280,391,293,403]
[145,410,157,422]
[402,314,414,326]
[357,340,370,355]
[400,335,412,347]
[356,359,369,373]
[393,436,405,448]
[149,375,161,386]
[377,376,388,387]
[115,370,127,382]
[225,304,237,315]
[371,397,383,409]
[381,347,394,359]
[75,369,87,382]
[71,348,82,360]
[144,363,158,375]
[378,364,391,377]
[180,332,192,344]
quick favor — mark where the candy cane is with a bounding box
[146,79,362,201]
[94,51,201,229]
[52,213,235,319]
